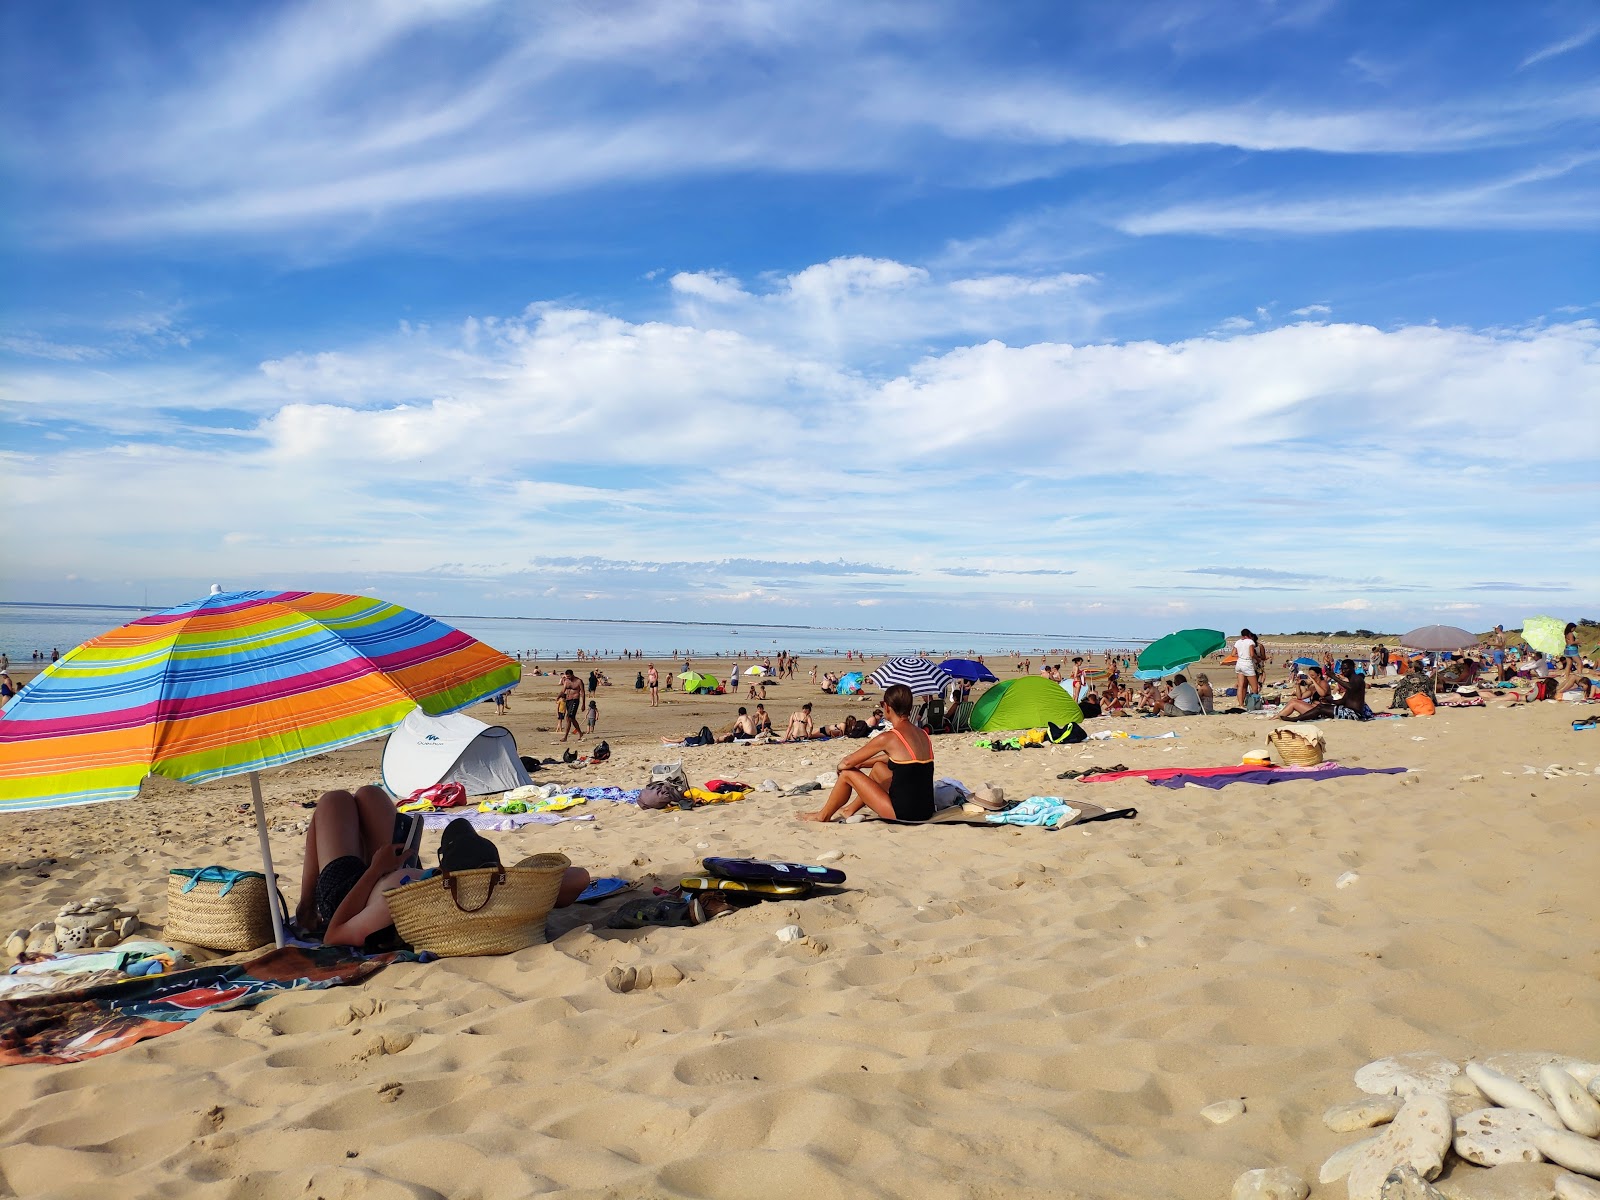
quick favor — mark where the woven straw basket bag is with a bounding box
[165,866,281,951]
[1267,725,1326,767]
[385,853,570,957]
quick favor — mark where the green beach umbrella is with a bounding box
[969,677,1084,732]
[1137,628,1226,675]
[1521,616,1566,657]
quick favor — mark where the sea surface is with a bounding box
[0,603,1143,666]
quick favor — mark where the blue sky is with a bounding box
[1,0,1596,637]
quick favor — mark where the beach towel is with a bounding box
[1143,765,1406,789]
[880,800,1134,829]
[0,945,403,1067]
[1079,763,1406,789]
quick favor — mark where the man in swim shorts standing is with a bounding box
[558,669,586,742]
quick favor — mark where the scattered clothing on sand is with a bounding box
[0,945,406,1067]
[985,797,1082,828]
[1056,762,1128,780]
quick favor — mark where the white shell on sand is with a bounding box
[1327,1096,1404,1133]
[1542,1065,1600,1137]
[1556,1172,1600,1199]
[1230,1166,1309,1200]
[1380,1165,1447,1199]
[1452,1107,1548,1166]
[775,925,804,944]
[1536,1128,1600,1179]
[1201,1098,1246,1124]
[1464,1062,1565,1131]
[1347,1093,1454,1200]
[1357,1054,1462,1098]
[1321,1136,1378,1184]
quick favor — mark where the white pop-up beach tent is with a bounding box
[381,707,533,797]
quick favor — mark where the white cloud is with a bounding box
[1292,303,1332,317]
[669,271,750,303]
[947,272,1094,298]
[11,2,1600,244]
[665,257,1103,355]
[4,260,1597,623]
[1520,23,1600,69]
[1116,155,1600,235]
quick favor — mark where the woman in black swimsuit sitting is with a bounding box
[799,684,934,823]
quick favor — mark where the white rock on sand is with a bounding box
[1346,1093,1454,1200]
[1230,1166,1309,1200]
[1556,1172,1600,1199]
[1451,1106,1549,1166]
[1379,1165,1447,1199]
[1357,1054,1462,1098]
[1542,1064,1600,1137]
[1201,1097,1246,1124]
[1327,1095,1405,1132]
[1464,1061,1565,1131]
[1535,1127,1600,1179]
[1321,1135,1379,1184]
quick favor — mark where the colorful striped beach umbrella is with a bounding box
[0,589,520,946]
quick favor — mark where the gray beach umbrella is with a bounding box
[1399,625,1478,652]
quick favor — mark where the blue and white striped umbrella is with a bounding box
[867,657,956,696]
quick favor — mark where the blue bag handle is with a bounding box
[173,865,262,896]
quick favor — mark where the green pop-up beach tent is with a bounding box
[969,676,1084,732]
[679,671,720,693]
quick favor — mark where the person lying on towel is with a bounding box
[799,684,934,823]
[298,792,588,950]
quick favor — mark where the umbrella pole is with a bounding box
[249,771,288,949]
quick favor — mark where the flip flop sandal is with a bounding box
[1574,719,1597,731]
[576,877,635,903]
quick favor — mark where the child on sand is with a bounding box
[586,698,598,733]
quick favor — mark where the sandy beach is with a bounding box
[1,656,1596,1199]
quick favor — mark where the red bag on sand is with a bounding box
[408,781,468,808]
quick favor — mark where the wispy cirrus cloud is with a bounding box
[1116,155,1600,236]
[7,1,1599,246]
[1520,22,1600,68]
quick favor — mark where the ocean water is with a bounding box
[0,603,1140,666]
